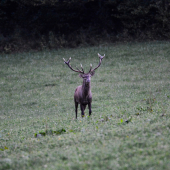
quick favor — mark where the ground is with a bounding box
[0,41,170,170]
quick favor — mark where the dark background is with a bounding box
[0,0,170,53]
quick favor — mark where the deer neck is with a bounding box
[82,81,91,97]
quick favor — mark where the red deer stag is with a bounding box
[63,53,105,119]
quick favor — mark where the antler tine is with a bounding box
[98,53,105,60]
[80,64,85,73]
[63,57,84,74]
[63,57,71,64]
[76,66,83,73]
[88,64,92,73]
[90,53,105,72]
[63,58,66,62]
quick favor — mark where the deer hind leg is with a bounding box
[75,102,78,119]
[88,102,92,116]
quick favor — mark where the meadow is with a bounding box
[0,41,170,170]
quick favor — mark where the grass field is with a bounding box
[0,41,170,170]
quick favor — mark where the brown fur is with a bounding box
[63,53,105,119]
[74,73,93,119]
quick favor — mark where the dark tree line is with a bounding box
[0,0,170,53]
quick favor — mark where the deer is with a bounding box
[63,53,105,119]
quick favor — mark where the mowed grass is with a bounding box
[0,41,170,170]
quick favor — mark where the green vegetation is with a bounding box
[0,41,170,169]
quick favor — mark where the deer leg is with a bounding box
[75,102,78,119]
[80,104,85,117]
[84,105,87,111]
[88,102,92,116]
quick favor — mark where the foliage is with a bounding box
[0,0,170,53]
[0,41,170,169]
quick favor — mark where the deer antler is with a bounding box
[88,53,105,73]
[63,57,84,74]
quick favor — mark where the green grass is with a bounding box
[0,41,170,170]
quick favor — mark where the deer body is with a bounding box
[63,53,105,119]
[74,74,92,118]
[74,83,92,105]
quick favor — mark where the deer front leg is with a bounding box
[80,104,85,117]
[88,102,92,116]
[75,102,78,119]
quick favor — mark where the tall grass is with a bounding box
[0,41,170,170]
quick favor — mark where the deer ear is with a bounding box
[90,71,95,76]
[79,74,83,78]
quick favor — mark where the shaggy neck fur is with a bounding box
[82,80,91,97]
